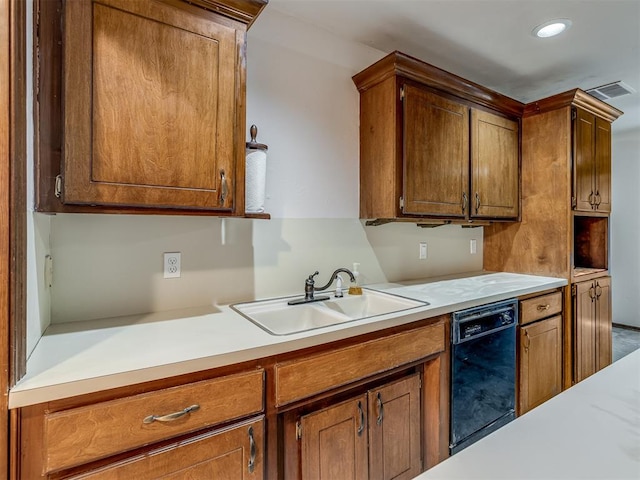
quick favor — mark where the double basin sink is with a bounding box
[231,289,428,335]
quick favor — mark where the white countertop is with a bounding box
[10,271,566,408]
[414,348,640,480]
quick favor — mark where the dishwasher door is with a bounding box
[450,299,517,454]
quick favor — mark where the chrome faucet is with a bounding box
[288,269,357,305]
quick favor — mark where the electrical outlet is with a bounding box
[163,252,181,278]
[470,239,477,255]
[419,242,428,260]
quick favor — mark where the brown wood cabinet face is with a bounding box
[368,375,422,480]
[300,395,369,480]
[573,109,612,213]
[574,276,611,382]
[402,85,469,217]
[519,315,562,414]
[62,0,240,211]
[471,110,519,219]
[594,276,612,371]
[71,417,264,480]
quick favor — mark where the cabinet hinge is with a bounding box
[296,420,302,440]
[400,87,405,101]
[571,196,577,208]
[571,284,577,297]
[399,197,404,209]
[571,109,577,121]
[54,175,63,198]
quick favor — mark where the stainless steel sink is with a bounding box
[231,289,428,335]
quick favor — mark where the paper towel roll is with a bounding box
[245,149,267,213]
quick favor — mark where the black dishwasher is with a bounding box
[450,299,518,454]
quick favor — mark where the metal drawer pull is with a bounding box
[537,304,550,311]
[219,169,228,206]
[588,191,595,207]
[462,192,468,214]
[248,426,256,473]
[143,404,200,424]
[357,401,365,436]
[376,392,384,425]
[475,192,480,213]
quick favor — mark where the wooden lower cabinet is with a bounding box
[574,276,612,382]
[518,316,562,414]
[70,417,264,480]
[297,374,422,480]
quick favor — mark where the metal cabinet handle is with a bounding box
[524,330,531,352]
[357,401,365,436]
[219,169,228,207]
[248,426,256,473]
[143,404,200,424]
[475,192,480,214]
[588,191,594,208]
[595,191,601,208]
[537,304,550,311]
[461,192,468,214]
[376,392,384,425]
[589,286,596,302]
[595,282,602,299]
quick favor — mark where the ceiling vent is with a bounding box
[586,81,636,101]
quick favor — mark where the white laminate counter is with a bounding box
[414,349,640,480]
[10,271,566,408]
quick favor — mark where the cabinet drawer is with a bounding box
[44,369,264,473]
[275,321,445,406]
[520,291,563,325]
[70,417,264,480]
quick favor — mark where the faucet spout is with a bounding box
[314,268,357,292]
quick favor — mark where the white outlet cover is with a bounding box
[419,242,428,260]
[163,252,181,278]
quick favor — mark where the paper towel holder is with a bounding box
[246,125,268,151]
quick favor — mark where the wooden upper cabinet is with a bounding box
[353,51,523,223]
[36,0,267,214]
[403,86,469,217]
[573,107,612,213]
[471,110,519,219]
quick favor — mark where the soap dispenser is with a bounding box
[349,262,363,295]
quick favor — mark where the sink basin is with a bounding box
[231,289,428,335]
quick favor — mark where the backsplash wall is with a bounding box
[27,7,483,346]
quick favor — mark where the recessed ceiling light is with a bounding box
[532,19,572,38]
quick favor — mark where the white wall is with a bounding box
[34,8,483,326]
[611,130,640,328]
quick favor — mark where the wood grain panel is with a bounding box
[574,280,596,382]
[44,370,264,473]
[300,395,368,480]
[471,109,519,219]
[519,315,562,414]
[574,108,596,212]
[595,276,612,371]
[63,0,238,210]
[275,322,444,406]
[368,375,421,480]
[594,117,611,212]
[72,417,264,479]
[402,85,468,217]
[519,291,562,326]
[484,108,572,278]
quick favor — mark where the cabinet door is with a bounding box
[595,276,612,371]
[63,0,239,211]
[368,375,422,480]
[573,109,596,212]
[300,395,369,480]
[402,85,469,217]
[74,417,264,480]
[471,110,519,218]
[594,117,612,212]
[519,316,562,414]
[574,280,597,382]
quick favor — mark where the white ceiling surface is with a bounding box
[268,0,640,133]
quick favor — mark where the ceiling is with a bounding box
[268,0,640,133]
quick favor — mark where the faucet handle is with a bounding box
[306,271,319,285]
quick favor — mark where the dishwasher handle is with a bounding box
[452,301,518,344]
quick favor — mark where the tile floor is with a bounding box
[612,324,640,362]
